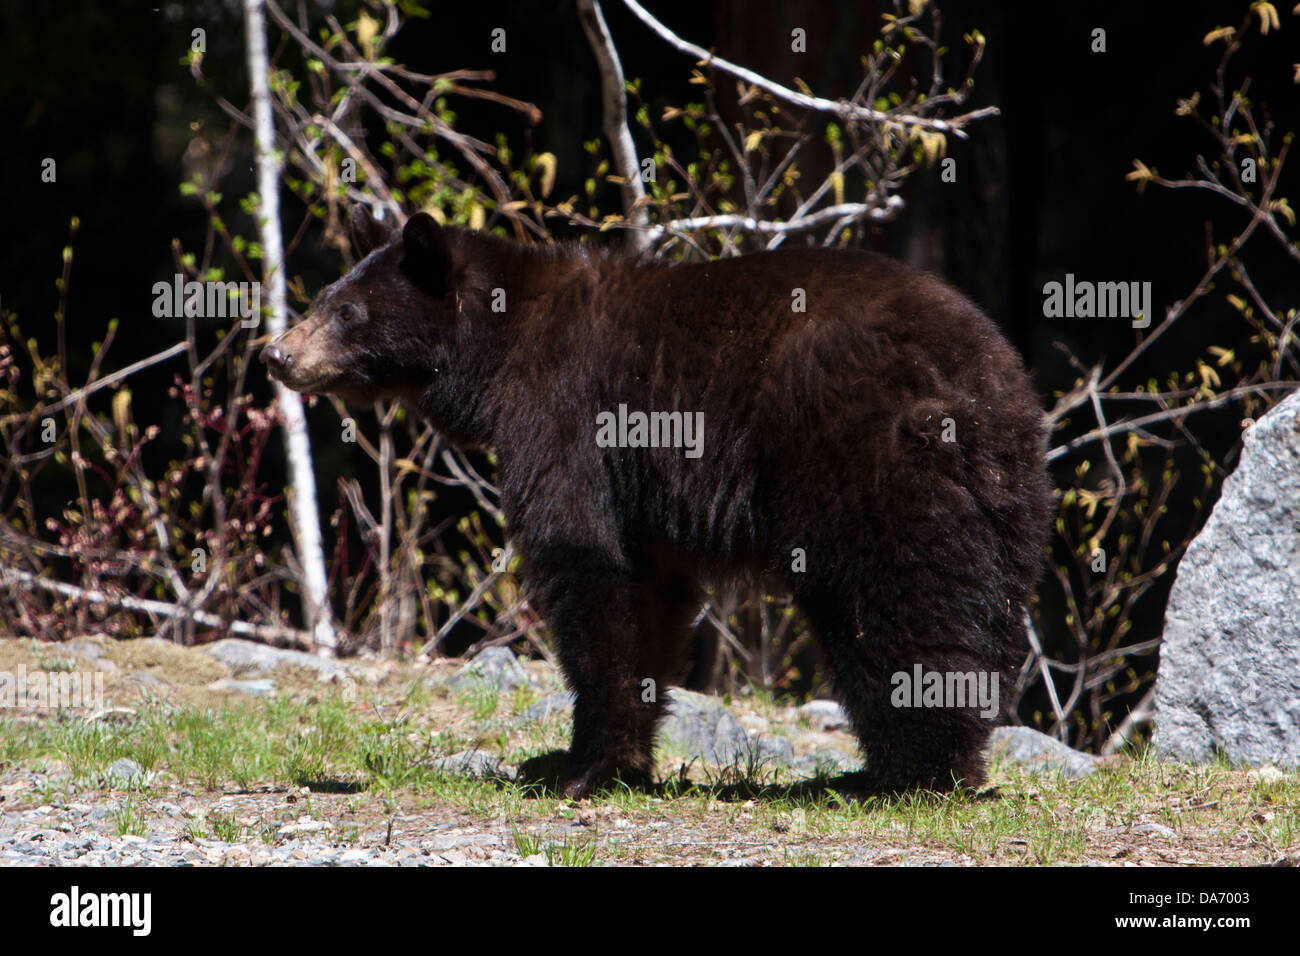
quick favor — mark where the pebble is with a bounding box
[1132,822,1178,841]
[798,699,851,732]
[104,758,146,787]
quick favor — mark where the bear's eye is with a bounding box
[336,302,366,324]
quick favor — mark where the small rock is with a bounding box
[521,691,575,721]
[799,699,851,732]
[58,638,112,663]
[104,758,145,787]
[427,833,503,850]
[745,734,795,768]
[986,726,1102,779]
[276,819,334,839]
[794,748,858,777]
[432,751,515,780]
[737,714,771,735]
[659,689,750,765]
[204,638,327,677]
[1132,822,1178,841]
[1248,766,1288,785]
[202,638,386,684]
[445,647,530,692]
[207,678,277,698]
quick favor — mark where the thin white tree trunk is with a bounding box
[244,0,337,655]
[577,0,649,252]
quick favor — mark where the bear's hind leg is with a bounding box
[800,592,1008,794]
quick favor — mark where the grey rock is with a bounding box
[130,672,168,688]
[53,639,120,673]
[204,638,344,679]
[276,819,333,839]
[521,691,575,721]
[200,640,385,686]
[799,699,851,732]
[738,714,770,735]
[432,751,516,780]
[986,726,1101,779]
[1132,822,1178,841]
[1156,388,1300,768]
[745,733,795,768]
[207,678,277,698]
[794,748,858,777]
[445,647,529,692]
[103,759,145,787]
[658,689,750,765]
[58,638,109,661]
[427,833,503,850]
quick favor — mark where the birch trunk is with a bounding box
[244,0,337,655]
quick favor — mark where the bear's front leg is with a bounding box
[524,550,658,799]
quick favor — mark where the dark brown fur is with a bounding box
[263,206,1052,798]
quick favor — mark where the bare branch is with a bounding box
[1101,688,1155,756]
[618,0,998,138]
[0,342,188,427]
[1047,381,1298,461]
[646,198,904,242]
[0,565,310,648]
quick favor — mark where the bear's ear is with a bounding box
[350,205,394,258]
[402,212,454,295]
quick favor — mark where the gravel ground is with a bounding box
[2,636,1291,867]
[0,776,969,867]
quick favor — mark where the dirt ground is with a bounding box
[0,636,1296,866]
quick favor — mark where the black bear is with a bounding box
[263,205,1051,799]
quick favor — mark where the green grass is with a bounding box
[511,826,598,865]
[111,799,148,837]
[512,826,542,857]
[1,686,1296,866]
[544,834,599,866]
[210,812,242,842]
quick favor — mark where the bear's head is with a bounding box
[261,205,459,405]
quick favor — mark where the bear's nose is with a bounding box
[261,343,291,373]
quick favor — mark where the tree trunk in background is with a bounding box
[244,0,337,655]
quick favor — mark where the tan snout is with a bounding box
[260,314,343,392]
